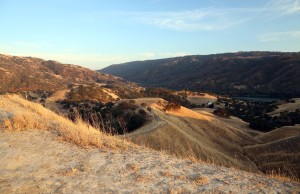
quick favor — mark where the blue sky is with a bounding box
[0,0,300,69]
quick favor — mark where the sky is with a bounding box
[0,0,300,69]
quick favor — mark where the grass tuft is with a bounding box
[0,94,133,150]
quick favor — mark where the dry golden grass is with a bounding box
[189,175,209,185]
[266,169,299,182]
[129,115,258,172]
[176,175,187,180]
[257,126,300,143]
[167,188,189,194]
[126,163,139,171]
[46,89,69,102]
[1,95,299,184]
[102,88,119,100]
[187,93,217,105]
[161,171,173,177]
[60,168,78,177]
[0,94,133,150]
[134,173,152,183]
[128,98,300,181]
[269,98,300,115]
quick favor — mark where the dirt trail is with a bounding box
[128,99,300,175]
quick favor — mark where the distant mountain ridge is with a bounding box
[100,51,300,97]
[0,54,134,93]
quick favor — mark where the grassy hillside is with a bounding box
[127,98,300,178]
[100,51,300,97]
[0,95,299,193]
[0,94,130,149]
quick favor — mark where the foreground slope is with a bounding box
[0,95,299,193]
[2,130,300,193]
[100,51,300,97]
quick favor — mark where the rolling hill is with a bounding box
[0,95,299,193]
[127,98,300,177]
[1,53,299,181]
[0,54,138,94]
[100,51,300,97]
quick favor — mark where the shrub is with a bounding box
[126,113,146,132]
[138,109,147,116]
[144,87,191,108]
[207,103,214,108]
[165,102,181,111]
[213,108,230,118]
[63,104,71,109]
[118,101,137,110]
[111,107,125,117]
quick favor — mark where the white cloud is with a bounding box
[126,8,249,31]
[267,0,300,15]
[258,30,300,42]
[76,0,300,32]
[118,0,300,32]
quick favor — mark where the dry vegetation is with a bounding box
[0,94,132,150]
[269,98,300,115]
[0,94,300,193]
[129,98,259,172]
[2,95,297,180]
[128,98,300,179]
[187,93,217,105]
[0,54,127,92]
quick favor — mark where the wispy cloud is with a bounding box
[267,0,300,15]
[119,0,300,31]
[126,8,250,31]
[258,30,300,42]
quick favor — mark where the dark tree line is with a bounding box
[58,100,148,134]
[218,97,300,132]
[143,87,192,108]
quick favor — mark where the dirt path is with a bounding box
[44,89,70,113]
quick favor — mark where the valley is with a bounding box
[0,53,299,193]
[100,51,300,98]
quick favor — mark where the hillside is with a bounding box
[100,51,300,97]
[0,95,299,193]
[127,98,300,178]
[0,54,138,94]
[1,53,299,179]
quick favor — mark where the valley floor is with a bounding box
[1,129,299,193]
